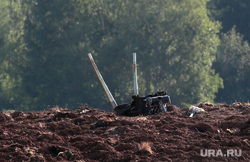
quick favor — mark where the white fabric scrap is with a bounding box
[188,105,205,117]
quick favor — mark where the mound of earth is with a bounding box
[0,103,249,161]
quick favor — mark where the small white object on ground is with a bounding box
[188,105,205,117]
[80,109,89,114]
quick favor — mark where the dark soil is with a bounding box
[0,102,249,161]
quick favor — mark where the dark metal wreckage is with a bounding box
[88,53,170,116]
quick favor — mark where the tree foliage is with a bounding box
[208,0,250,103]
[0,0,27,109]
[213,27,250,103]
[208,0,250,43]
[2,0,247,111]
[86,0,223,107]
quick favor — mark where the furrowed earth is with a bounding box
[0,102,249,162]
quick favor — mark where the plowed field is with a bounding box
[0,102,249,161]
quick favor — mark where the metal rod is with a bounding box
[133,52,138,95]
[88,53,118,109]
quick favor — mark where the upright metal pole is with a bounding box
[133,52,138,95]
[88,53,118,109]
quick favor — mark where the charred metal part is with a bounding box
[133,53,138,95]
[88,53,118,109]
[145,95,170,110]
[114,91,170,116]
[88,52,171,116]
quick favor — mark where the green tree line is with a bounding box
[0,0,249,111]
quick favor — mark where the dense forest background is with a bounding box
[0,0,249,112]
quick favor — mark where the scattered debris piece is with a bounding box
[188,105,205,117]
[243,139,250,147]
[226,128,240,135]
[114,92,170,116]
